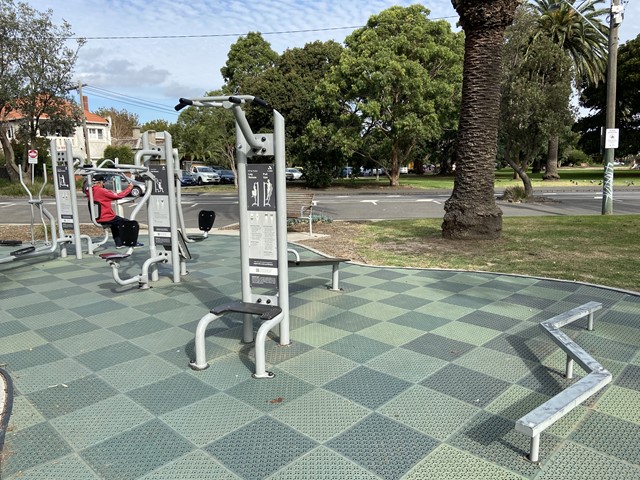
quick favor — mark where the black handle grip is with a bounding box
[174,98,193,111]
[252,96,269,107]
[227,96,242,104]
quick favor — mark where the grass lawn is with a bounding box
[340,215,640,293]
[331,167,640,190]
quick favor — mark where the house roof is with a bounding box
[1,98,109,126]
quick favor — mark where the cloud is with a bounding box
[25,0,640,123]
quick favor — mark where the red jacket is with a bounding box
[88,184,132,222]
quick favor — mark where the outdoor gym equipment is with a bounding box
[178,94,290,378]
[91,130,203,289]
[50,138,105,258]
[0,166,58,265]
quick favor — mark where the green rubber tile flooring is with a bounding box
[1,236,640,479]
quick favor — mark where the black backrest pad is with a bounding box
[198,210,216,232]
[119,220,140,246]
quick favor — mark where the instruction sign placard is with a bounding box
[246,164,278,288]
[56,165,74,231]
[148,164,171,245]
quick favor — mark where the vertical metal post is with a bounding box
[65,140,83,259]
[77,81,92,164]
[587,312,594,331]
[235,115,254,344]
[273,110,290,346]
[163,133,181,283]
[601,0,620,215]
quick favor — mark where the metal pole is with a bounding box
[601,0,620,215]
[77,81,92,164]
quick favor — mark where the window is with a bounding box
[89,128,104,140]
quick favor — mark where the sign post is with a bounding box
[28,149,38,183]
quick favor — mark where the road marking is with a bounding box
[361,200,378,206]
[416,199,442,204]
[0,203,16,208]
[336,195,350,198]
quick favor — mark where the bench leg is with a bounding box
[189,312,220,371]
[529,435,540,463]
[252,312,284,379]
[330,263,341,291]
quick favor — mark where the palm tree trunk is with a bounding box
[543,135,561,180]
[443,0,518,240]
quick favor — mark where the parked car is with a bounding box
[286,168,303,180]
[216,169,235,184]
[101,172,146,197]
[178,170,197,186]
[190,165,220,185]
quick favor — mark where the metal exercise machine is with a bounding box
[178,95,290,378]
[0,166,58,264]
[50,138,105,258]
[96,132,191,289]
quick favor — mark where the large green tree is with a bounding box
[0,0,84,182]
[530,0,608,179]
[317,5,464,186]
[221,32,278,94]
[500,6,574,197]
[442,0,519,240]
[248,40,345,187]
[576,34,640,159]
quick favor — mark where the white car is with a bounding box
[286,168,303,180]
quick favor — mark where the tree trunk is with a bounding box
[443,0,518,240]
[543,135,561,180]
[0,126,20,182]
[389,144,400,186]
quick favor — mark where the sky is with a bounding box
[31,0,640,125]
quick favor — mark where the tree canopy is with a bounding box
[315,5,464,186]
[500,6,574,196]
[576,34,640,158]
[0,0,84,181]
[95,107,139,139]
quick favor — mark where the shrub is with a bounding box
[564,149,592,166]
[500,186,527,202]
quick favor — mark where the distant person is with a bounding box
[86,175,142,248]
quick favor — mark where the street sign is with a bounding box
[605,129,619,149]
[28,149,38,164]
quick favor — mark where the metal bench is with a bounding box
[286,191,315,236]
[287,248,348,291]
[515,302,611,462]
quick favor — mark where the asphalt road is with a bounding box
[1,188,638,229]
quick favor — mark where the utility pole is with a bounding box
[77,81,92,164]
[601,0,623,215]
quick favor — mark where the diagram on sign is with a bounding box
[57,174,69,189]
[251,178,273,208]
[154,177,165,194]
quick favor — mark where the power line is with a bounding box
[74,18,459,41]
[85,86,176,112]
[83,87,178,117]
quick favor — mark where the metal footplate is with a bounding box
[190,301,284,378]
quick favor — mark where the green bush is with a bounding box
[103,145,134,164]
[564,149,592,166]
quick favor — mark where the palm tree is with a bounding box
[442,0,519,240]
[530,0,608,179]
